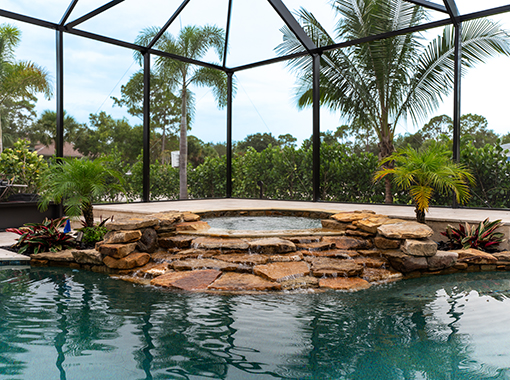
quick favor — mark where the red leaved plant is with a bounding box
[6,217,75,255]
[441,218,505,251]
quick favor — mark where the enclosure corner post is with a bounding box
[226,71,233,198]
[142,52,151,202]
[452,22,462,208]
[312,53,321,202]
[56,30,64,160]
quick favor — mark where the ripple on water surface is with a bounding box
[1,268,510,379]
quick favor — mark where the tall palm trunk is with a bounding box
[378,133,394,204]
[82,202,94,228]
[179,84,188,199]
[0,114,3,153]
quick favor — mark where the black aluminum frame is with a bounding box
[1,0,509,203]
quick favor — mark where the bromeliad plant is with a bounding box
[6,217,74,255]
[441,218,505,252]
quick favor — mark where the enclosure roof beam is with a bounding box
[443,0,460,24]
[404,0,447,13]
[65,0,124,29]
[0,9,58,30]
[222,0,233,68]
[60,0,80,26]
[146,0,191,50]
[267,0,317,53]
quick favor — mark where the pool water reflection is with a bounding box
[1,268,510,379]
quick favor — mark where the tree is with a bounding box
[38,157,125,227]
[235,132,279,153]
[135,25,228,199]
[30,110,83,147]
[112,70,181,161]
[0,24,52,153]
[73,112,143,163]
[374,142,474,223]
[276,0,510,203]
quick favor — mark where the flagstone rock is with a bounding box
[492,251,510,264]
[345,229,374,238]
[249,238,296,254]
[322,236,373,250]
[107,216,159,231]
[172,258,241,271]
[401,238,437,257]
[280,276,319,290]
[362,267,403,282]
[103,251,150,270]
[383,250,428,273]
[174,248,221,259]
[377,222,433,239]
[301,249,352,259]
[134,262,172,278]
[353,256,388,268]
[288,236,322,244]
[253,261,310,282]
[103,230,142,244]
[296,241,335,251]
[158,235,194,248]
[72,249,103,265]
[374,236,401,249]
[321,219,348,230]
[356,249,382,258]
[215,253,269,266]
[149,212,183,226]
[137,228,158,253]
[309,257,363,277]
[175,221,210,232]
[183,212,201,222]
[319,277,371,291]
[268,252,304,262]
[354,216,391,234]
[99,242,138,259]
[151,269,221,291]
[192,237,249,250]
[208,272,281,291]
[456,248,497,264]
[427,251,458,271]
[330,212,376,223]
[34,249,75,262]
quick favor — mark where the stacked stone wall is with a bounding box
[30,210,510,292]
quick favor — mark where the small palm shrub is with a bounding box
[77,216,112,247]
[6,218,74,255]
[441,218,505,252]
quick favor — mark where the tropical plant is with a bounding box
[374,142,474,223]
[77,216,112,247]
[275,0,510,203]
[0,138,47,196]
[38,157,126,227]
[441,218,505,252]
[0,24,52,153]
[6,217,74,255]
[135,25,229,199]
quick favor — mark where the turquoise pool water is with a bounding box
[1,268,510,379]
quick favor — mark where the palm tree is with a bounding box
[374,142,474,223]
[0,24,52,152]
[135,25,228,199]
[275,0,510,203]
[38,157,125,227]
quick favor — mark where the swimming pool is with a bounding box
[1,267,509,379]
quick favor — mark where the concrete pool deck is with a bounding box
[3,198,510,264]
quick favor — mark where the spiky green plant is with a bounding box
[38,157,125,227]
[441,218,505,251]
[374,142,474,223]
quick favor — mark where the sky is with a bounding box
[1,0,510,145]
